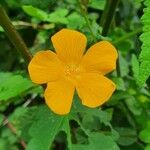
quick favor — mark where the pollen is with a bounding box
[65,64,79,76]
[64,64,83,83]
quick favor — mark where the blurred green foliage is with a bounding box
[0,0,150,150]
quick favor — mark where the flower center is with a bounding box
[64,64,83,84]
[65,64,80,76]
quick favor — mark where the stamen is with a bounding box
[65,64,80,77]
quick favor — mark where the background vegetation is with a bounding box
[0,0,150,150]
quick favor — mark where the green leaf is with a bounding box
[133,0,143,9]
[125,96,142,115]
[46,8,69,24]
[22,0,56,9]
[118,53,129,77]
[0,114,3,125]
[112,77,126,91]
[67,12,86,29]
[88,0,106,10]
[72,98,113,125]
[6,0,54,9]
[75,128,88,144]
[0,26,4,32]
[116,127,137,146]
[82,114,101,131]
[138,0,150,85]
[139,128,150,143]
[0,127,18,150]
[108,91,130,105]
[0,72,34,101]
[145,144,150,150]
[22,5,48,21]
[27,106,71,150]
[138,61,150,86]
[72,133,119,150]
[9,106,37,142]
[111,28,134,55]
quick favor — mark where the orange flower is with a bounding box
[28,29,118,115]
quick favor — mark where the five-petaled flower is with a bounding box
[28,29,118,115]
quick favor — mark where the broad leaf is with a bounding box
[26,106,71,150]
[72,133,119,150]
[138,0,150,85]
[0,72,34,101]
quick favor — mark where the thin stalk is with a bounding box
[2,115,26,149]
[0,5,32,64]
[100,0,120,36]
[116,58,121,77]
[77,0,97,42]
[113,28,142,45]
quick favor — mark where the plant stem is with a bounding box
[0,5,32,64]
[113,28,142,45]
[2,116,26,149]
[116,56,121,77]
[100,0,120,36]
[100,0,120,76]
[77,0,97,42]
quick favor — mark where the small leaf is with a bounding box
[46,8,69,24]
[22,5,48,21]
[112,77,126,91]
[0,26,4,32]
[88,0,106,10]
[118,53,129,77]
[67,12,86,29]
[116,128,137,146]
[125,96,142,115]
[139,128,150,143]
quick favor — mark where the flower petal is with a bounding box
[44,78,75,115]
[28,51,65,84]
[80,41,118,74]
[76,73,116,107]
[51,29,87,64]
